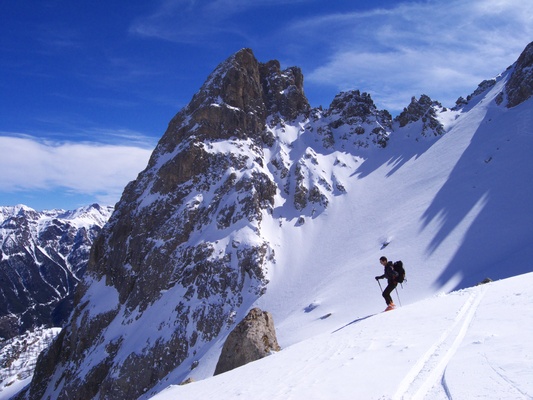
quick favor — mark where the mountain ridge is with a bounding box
[0,204,113,341]
[16,41,533,399]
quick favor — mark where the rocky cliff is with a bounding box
[505,41,533,108]
[395,94,445,137]
[0,204,112,340]
[20,48,394,400]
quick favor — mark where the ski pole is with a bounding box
[395,287,402,307]
[377,279,383,292]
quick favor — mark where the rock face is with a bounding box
[322,90,392,148]
[0,204,112,340]
[22,48,317,400]
[214,307,280,375]
[158,48,309,151]
[395,94,445,137]
[505,41,533,108]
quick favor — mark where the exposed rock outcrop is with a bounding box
[395,94,445,137]
[505,41,533,108]
[154,48,309,156]
[214,307,280,375]
[323,90,392,148]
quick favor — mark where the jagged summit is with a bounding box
[155,48,309,157]
[193,48,309,120]
[395,94,445,137]
[327,90,388,121]
[319,89,392,148]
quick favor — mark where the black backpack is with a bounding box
[393,261,406,283]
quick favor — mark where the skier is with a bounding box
[375,256,398,311]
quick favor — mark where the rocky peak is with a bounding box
[185,48,266,139]
[259,60,309,120]
[23,49,295,400]
[327,90,392,128]
[158,48,309,157]
[505,41,533,108]
[317,90,392,149]
[327,90,377,120]
[395,94,445,137]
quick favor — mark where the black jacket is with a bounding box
[377,261,399,283]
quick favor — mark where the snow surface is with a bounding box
[152,273,533,400]
[145,71,533,398]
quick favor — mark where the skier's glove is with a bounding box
[375,276,380,281]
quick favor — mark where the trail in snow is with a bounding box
[483,356,533,399]
[150,273,533,400]
[393,285,487,399]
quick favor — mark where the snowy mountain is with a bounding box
[0,204,113,340]
[0,327,60,399]
[17,42,533,400]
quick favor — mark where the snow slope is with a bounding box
[152,272,533,400]
[142,67,532,397]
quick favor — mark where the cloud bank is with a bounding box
[129,0,306,44]
[0,135,153,207]
[291,0,533,111]
[131,0,533,112]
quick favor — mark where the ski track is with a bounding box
[485,355,533,399]
[393,285,487,400]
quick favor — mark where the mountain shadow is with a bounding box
[423,99,533,290]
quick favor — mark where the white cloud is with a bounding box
[0,135,153,204]
[131,0,533,112]
[288,0,533,111]
[129,0,306,44]
[129,0,243,43]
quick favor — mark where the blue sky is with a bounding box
[1,0,532,211]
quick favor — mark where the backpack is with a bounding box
[393,261,406,283]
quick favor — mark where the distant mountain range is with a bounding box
[11,41,533,400]
[0,204,113,340]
